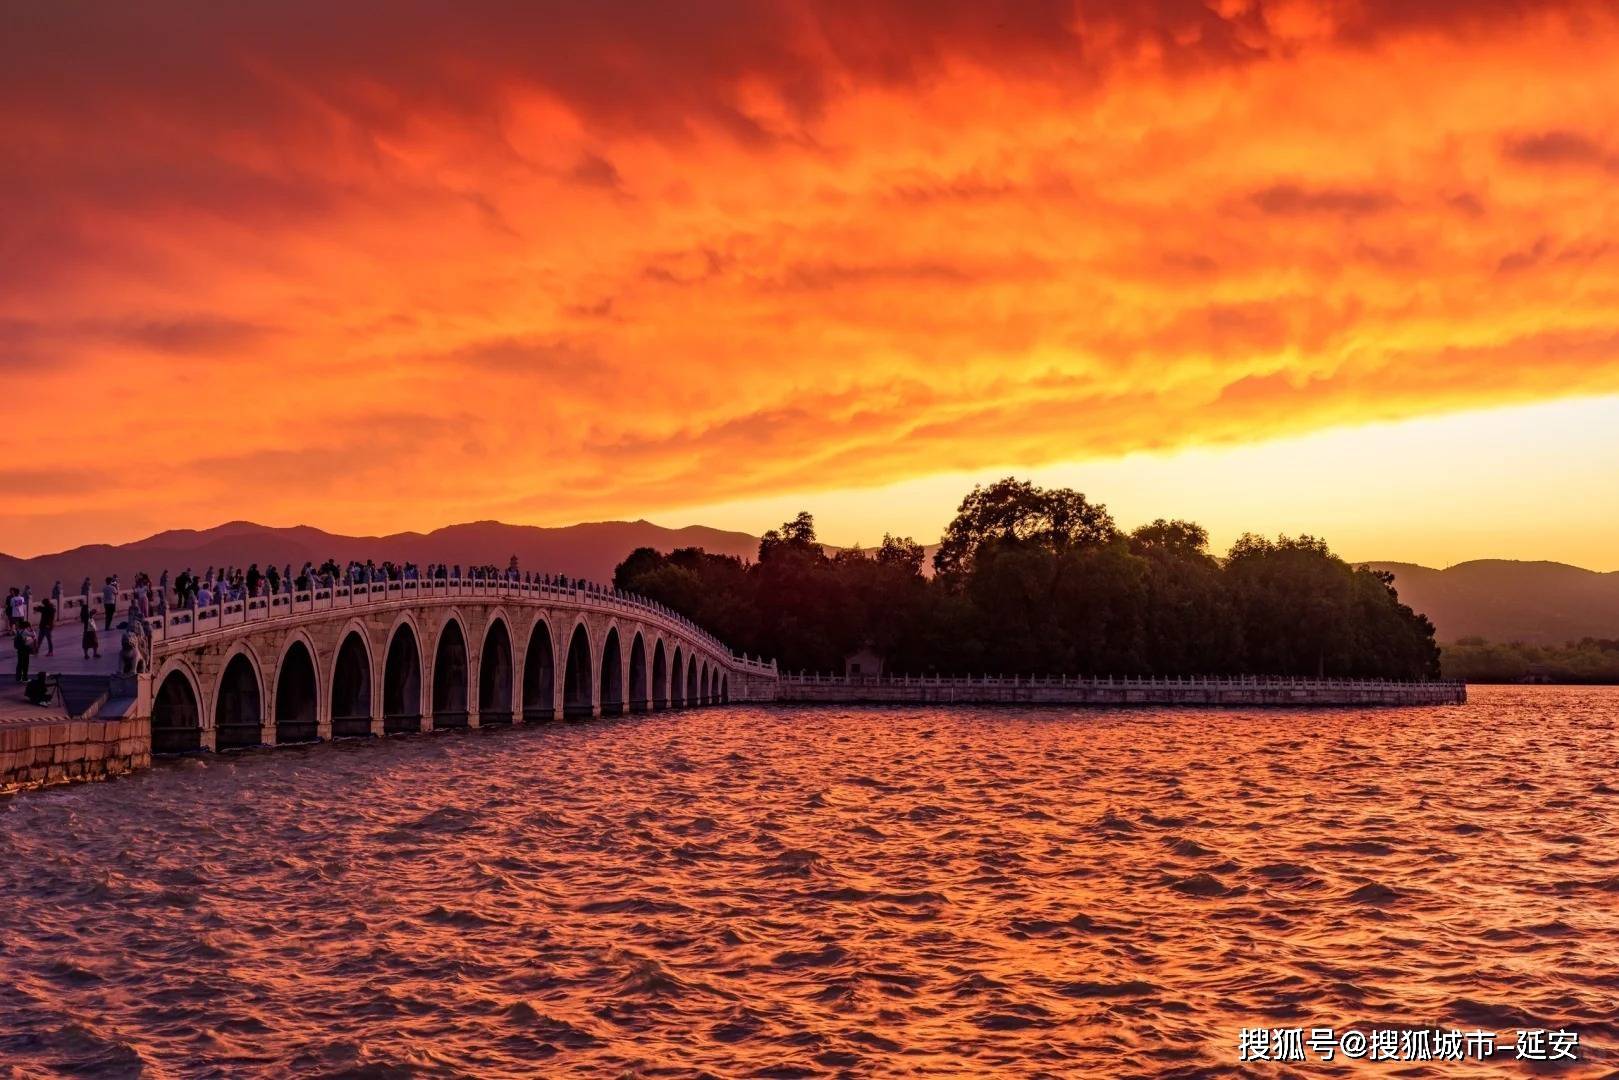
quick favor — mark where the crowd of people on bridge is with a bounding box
[146,556,603,603]
[9,580,120,689]
[7,555,637,691]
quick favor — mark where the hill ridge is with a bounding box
[0,519,765,597]
[1364,559,1619,644]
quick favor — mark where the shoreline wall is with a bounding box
[774,675,1466,707]
[0,717,151,793]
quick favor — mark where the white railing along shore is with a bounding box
[42,579,777,675]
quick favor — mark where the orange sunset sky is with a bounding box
[4,2,1619,568]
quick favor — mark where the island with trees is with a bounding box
[614,478,1442,681]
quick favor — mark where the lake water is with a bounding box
[1,686,1615,1077]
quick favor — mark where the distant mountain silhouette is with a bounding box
[1368,560,1619,644]
[0,519,764,594]
[4,522,1613,645]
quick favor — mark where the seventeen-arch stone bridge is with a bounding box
[96,577,778,754]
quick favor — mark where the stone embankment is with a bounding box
[775,674,1466,707]
[0,675,148,793]
[0,719,151,792]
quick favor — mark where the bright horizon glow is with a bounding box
[659,393,1619,572]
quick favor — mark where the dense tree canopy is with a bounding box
[933,478,1116,580]
[614,477,1442,679]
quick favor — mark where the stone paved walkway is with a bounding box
[0,692,70,725]
[0,631,121,725]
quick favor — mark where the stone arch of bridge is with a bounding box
[152,658,204,755]
[651,638,667,710]
[431,614,470,730]
[274,632,321,744]
[383,614,423,735]
[628,631,648,712]
[599,624,623,717]
[522,616,555,721]
[214,641,265,750]
[562,619,594,719]
[330,623,374,738]
[479,614,515,727]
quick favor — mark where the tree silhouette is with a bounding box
[614,481,1442,679]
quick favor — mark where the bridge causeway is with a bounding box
[137,576,780,753]
[3,575,777,789]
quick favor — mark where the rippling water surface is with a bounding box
[2,686,1616,1078]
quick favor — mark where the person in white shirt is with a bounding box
[101,578,118,630]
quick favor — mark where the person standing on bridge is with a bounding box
[13,622,35,683]
[34,596,55,657]
[81,616,98,660]
[6,588,24,630]
[101,577,117,630]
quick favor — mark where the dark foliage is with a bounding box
[1441,636,1619,683]
[615,477,1443,679]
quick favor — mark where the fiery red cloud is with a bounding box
[2,1,1617,553]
